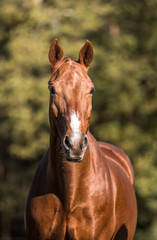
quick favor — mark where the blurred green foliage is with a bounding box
[0,0,157,239]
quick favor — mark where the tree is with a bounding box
[0,0,156,238]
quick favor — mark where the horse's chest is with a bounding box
[65,209,94,239]
[65,207,113,240]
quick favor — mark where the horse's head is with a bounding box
[48,39,94,162]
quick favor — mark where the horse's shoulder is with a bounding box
[98,141,134,185]
[26,192,65,240]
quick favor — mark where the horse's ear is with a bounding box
[78,40,93,70]
[48,39,63,67]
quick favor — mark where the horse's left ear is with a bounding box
[48,39,63,67]
[78,40,93,70]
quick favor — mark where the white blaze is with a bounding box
[70,112,81,144]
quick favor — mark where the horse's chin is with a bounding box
[61,142,84,162]
[63,149,84,162]
[64,151,84,162]
[66,156,83,163]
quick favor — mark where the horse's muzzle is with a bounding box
[62,134,88,162]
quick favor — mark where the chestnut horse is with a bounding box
[25,39,137,240]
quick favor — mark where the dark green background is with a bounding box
[0,0,157,239]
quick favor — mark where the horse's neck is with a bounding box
[49,130,108,211]
[60,149,91,210]
[49,137,90,207]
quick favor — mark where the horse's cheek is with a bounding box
[85,98,92,126]
[52,103,58,118]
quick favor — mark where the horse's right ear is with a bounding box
[48,39,63,67]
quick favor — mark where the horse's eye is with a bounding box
[89,87,95,95]
[50,86,56,95]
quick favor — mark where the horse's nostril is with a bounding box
[64,136,71,149]
[82,135,88,150]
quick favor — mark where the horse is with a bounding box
[25,39,137,240]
